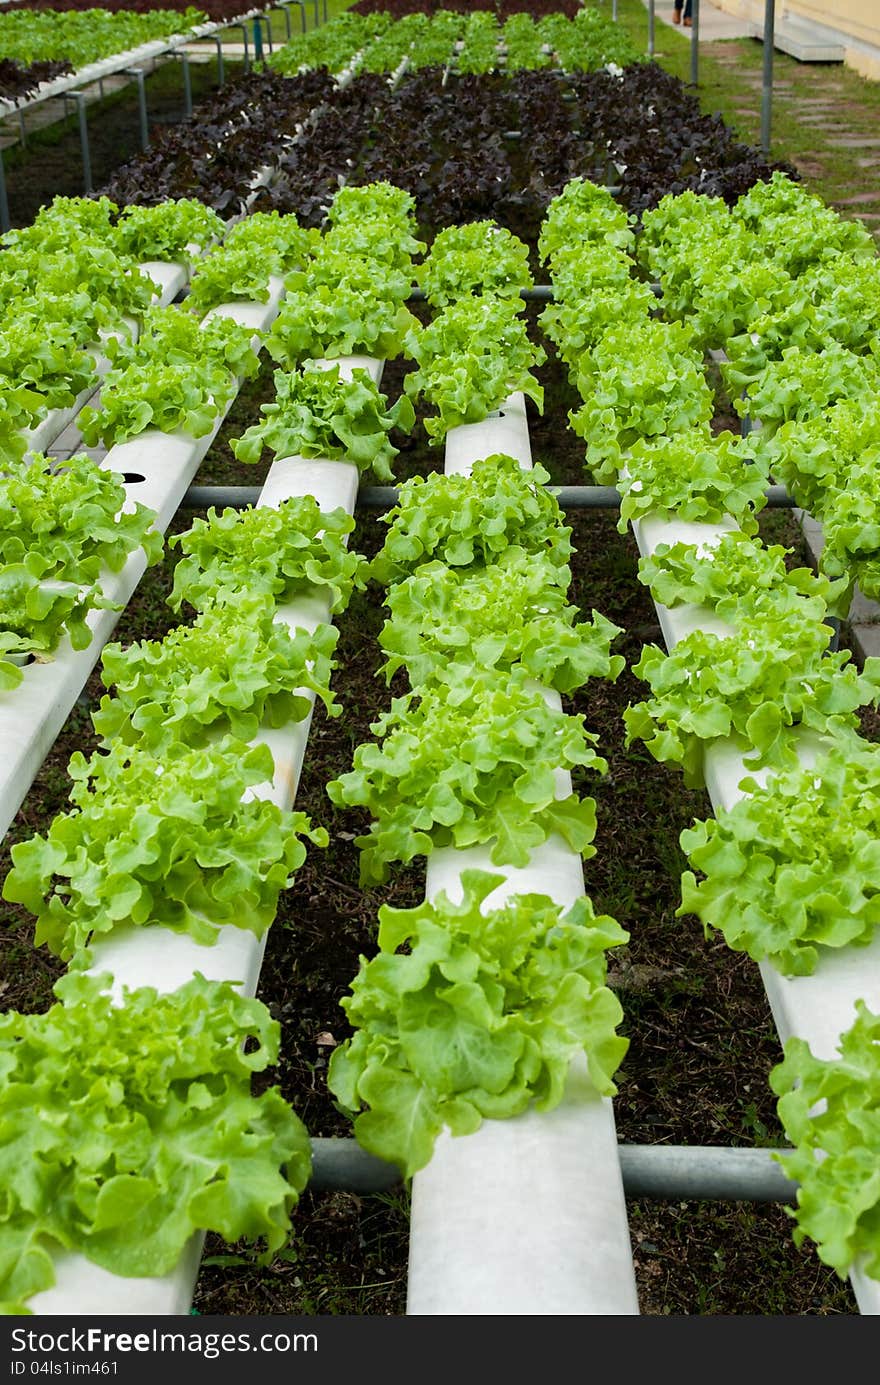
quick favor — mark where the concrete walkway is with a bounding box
[641,0,755,41]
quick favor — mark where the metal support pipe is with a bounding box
[761,0,776,156]
[307,1138,799,1202]
[690,0,700,86]
[125,68,149,151]
[74,93,92,195]
[237,22,251,72]
[648,0,655,57]
[213,33,225,86]
[408,285,556,303]
[17,110,26,148]
[0,149,10,235]
[180,53,193,119]
[612,0,618,20]
[617,1145,797,1203]
[181,483,798,512]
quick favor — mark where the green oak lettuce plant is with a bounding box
[231,364,414,481]
[78,306,261,447]
[546,243,636,310]
[328,869,629,1178]
[403,295,545,442]
[0,559,118,692]
[624,610,880,787]
[377,548,624,693]
[737,343,880,435]
[114,199,226,263]
[616,429,769,535]
[539,279,655,379]
[770,1001,880,1281]
[570,320,713,482]
[320,217,425,276]
[0,970,311,1315]
[326,182,418,230]
[0,242,158,332]
[1,196,118,252]
[0,452,162,587]
[265,278,419,364]
[638,190,735,282]
[326,664,606,885]
[369,454,572,587]
[679,740,880,976]
[416,221,533,308]
[92,596,340,752]
[734,171,876,276]
[168,497,367,616]
[186,212,317,313]
[637,530,843,625]
[755,398,880,520]
[0,314,97,415]
[539,178,636,262]
[3,738,327,959]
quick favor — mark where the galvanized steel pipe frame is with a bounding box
[180,483,797,511]
[309,1138,798,1203]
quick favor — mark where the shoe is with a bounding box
[683,15,692,25]
[672,6,682,21]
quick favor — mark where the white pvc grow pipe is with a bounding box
[28,352,383,1316]
[0,276,285,845]
[630,509,880,1316]
[407,397,639,1316]
[21,259,188,459]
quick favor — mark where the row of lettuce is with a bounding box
[301,186,631,1183]
[269,7,642,77]
[0,183,621,1311]
[543,175,880,1286]
[0,191,390,1312]
[0,5,208,94]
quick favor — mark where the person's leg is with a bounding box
[683,0,693,24]
[673,4,682,21]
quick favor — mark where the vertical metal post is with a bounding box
[323,0,328,23]
[314,0,320,29]
[0,149,10,235]
[17,110,26,147]
[126,68,148,151]
[690,0,700,86]
[281,3,292,40]
[648,0,655,57]
[180,52,193,117]
[253,18,264,62]
[238,22,251,72]
[612,0,618,19]
[75,93,92,194]
[761,0,776,155]
[213,33,225,86]
[301,2,307,33]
